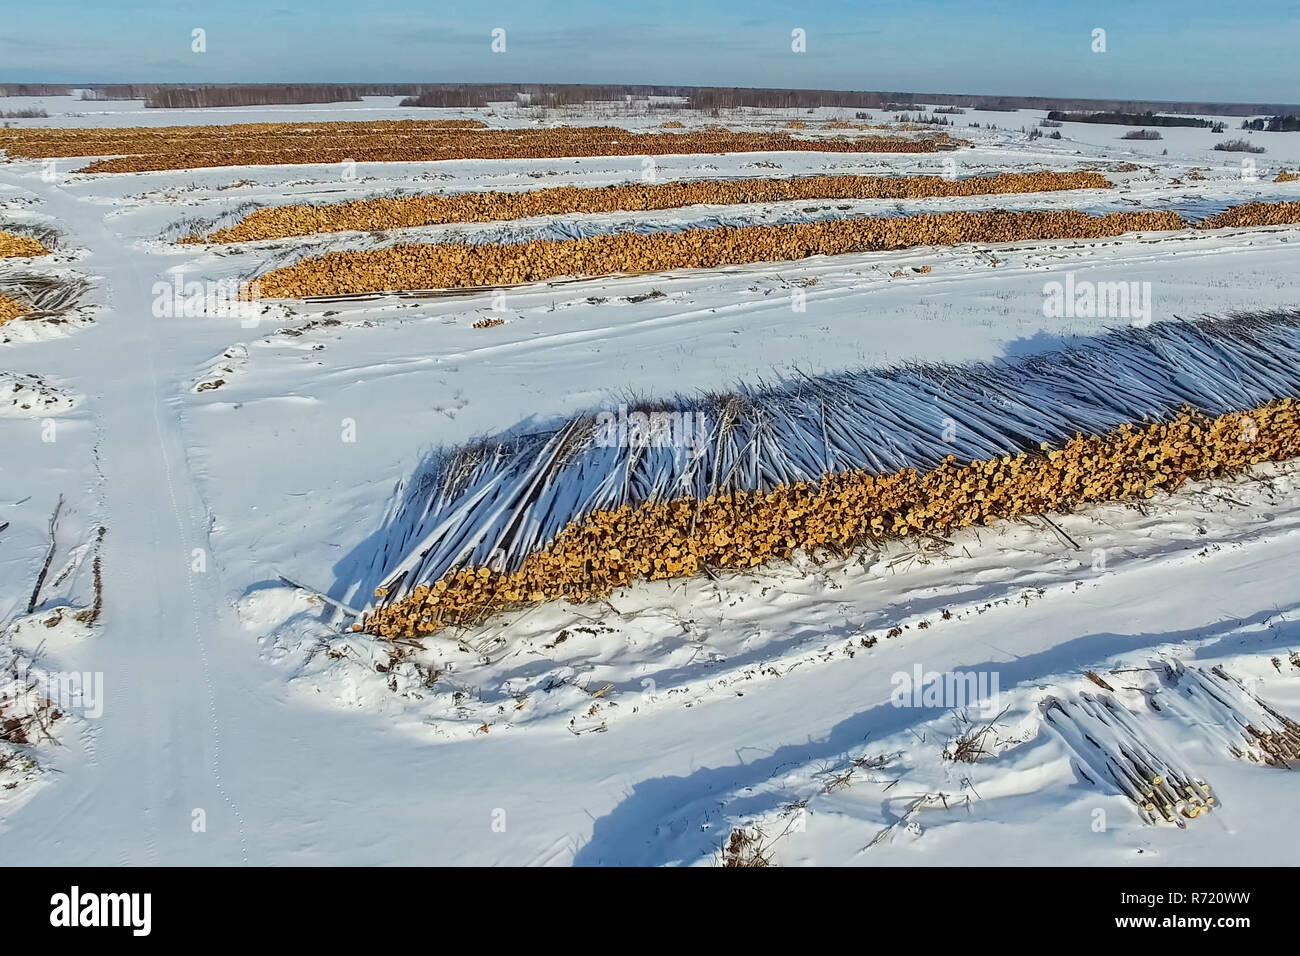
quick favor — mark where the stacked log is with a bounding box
[0,294,28,324]
[0,232,51,258]
[364,400,1300,638]
[0,122,959,173]
[185,170,1113,244]
[1197,200,1300,229]
[255,209,1184,298]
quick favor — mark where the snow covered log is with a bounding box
[361,311,1300,637]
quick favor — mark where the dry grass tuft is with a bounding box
[720,826,776,867]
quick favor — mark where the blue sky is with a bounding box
[2,0,1297,102]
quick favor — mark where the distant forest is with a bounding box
[1047,110,1228,131]
[66,83,433,102]
[679,88,1300,116]
[1241,115,1300,132]
[144,86,362,108]
[2,82,1298,117]
[400,84,694,107]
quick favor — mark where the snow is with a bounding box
[1,98,1298,865]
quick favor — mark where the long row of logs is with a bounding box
[363,400,1300,638]
[0,122,958,173]
[0,119,488,158]
[1198,200,1300,229]
[185,170,1114,243]
[254,208,1185,298]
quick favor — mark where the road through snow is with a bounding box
[0,171,251,863]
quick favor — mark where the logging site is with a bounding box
[1,0,1298,892]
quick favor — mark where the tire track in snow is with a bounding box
[145,382,249,862]
[130,210,250,864]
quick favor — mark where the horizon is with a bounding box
[3,0,1297,103]
[3,80,1299,113]
[5,81,1294,117]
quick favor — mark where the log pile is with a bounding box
[356,312,1300,639]
[184,170,1113,244]
[255,208,1184,298]
[0,231,51,258]
[1044,693,1219,825]
[1196,200,1300,229]
[0,119,486,159]
[1165,662,1300,768]
[0,294,28,324]
[363,399,1300,638]
[0,122,958,173]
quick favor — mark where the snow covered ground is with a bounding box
[1,98,1298,866]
